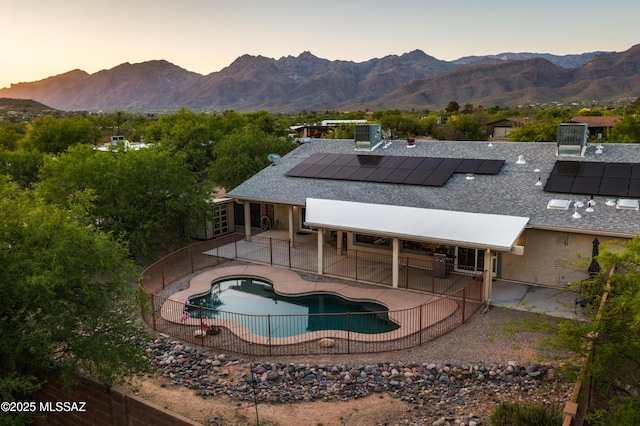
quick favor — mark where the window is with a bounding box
[455,247,497,276]
[213,203,230,236]
[354,234,391,248]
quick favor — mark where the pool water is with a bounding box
[186,278,399,337]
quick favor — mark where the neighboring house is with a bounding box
[289,125,331,140]
[569,116,621,139]
[486,118,529,139]
[228,134,640,301]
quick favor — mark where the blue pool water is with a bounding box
[186,278,399,337]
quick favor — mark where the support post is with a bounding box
[288,205,294,247]
[483,249,493,302]
[317,228,324,275]
[244,201,252,241]
[392,238,400,288]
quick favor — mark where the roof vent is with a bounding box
[354,124,382,151]
[547,199,571,210]
[557,123,588,157]
[516,155,526,164]
[616,199,639,211]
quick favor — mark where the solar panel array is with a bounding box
[544,161,640,197]
[285,153,504,187]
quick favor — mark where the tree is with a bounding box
[542,237,640,424]
[37,145,208,258]
[0,125,22,151]
[445,101,460,113]
[145,108,225,174]
[0,178,150,425]
[508,119,561,142]
[26,116,100,153]
[0,150,43,188]
[610,115,640,143]
[438,114,486,140]
[208,129,296,191]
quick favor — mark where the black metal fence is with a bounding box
[140,233,485,355]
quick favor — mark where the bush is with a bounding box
[490,400,562,425]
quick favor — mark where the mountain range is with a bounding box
[1,45,638,113]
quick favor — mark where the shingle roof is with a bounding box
[569,116,621,128]
[228,139,640,237]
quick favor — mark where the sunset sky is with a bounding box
[1,0,638,89]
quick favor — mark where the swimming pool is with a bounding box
[186,277,399,338]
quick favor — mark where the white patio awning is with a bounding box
[305,198,529,252]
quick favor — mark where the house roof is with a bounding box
[486,118,530,127]
[228,139,640,238]
[569,116,621,128]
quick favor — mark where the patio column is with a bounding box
[483,249,493,302]
[317,228,324,274]
[336,230,343,256]
[288,205,294,247]
[243,201,252,241]
[392,237,400,288]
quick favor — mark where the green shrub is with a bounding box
[490,400,562,425]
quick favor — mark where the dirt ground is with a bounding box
[133,375,416,426]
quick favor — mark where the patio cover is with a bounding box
[305,198,529,252]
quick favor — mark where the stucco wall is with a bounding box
[500,229,616,288]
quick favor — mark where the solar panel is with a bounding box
[301,163,331,177]
[415,157,443,171]
[348,167,376,180]
[285,162,314,177]
[316,153,343,165]
[331,165,360,180]
[598,178,630,197]
[399,157,427,169]
[456,159,483,174]
[403,169,433,185]
[544,175,575,193]
[437,158,463,172]
[286,153,503,187]
[378,156,405,169]
[357,155,382,167]
[628,179,640,197]
[333,154,357,166]
[366,167,395,182]
[577,162,605,177]
[475,159,505,174]
[604,162,632,178]
[383,168,413,183]
[422,171,452,186]
[570,176,602,195]
[315,164,345,179]
[632,165,640,179]
[554,161,581,175]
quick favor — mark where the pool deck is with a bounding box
[160,265,459,345]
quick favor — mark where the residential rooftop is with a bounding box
[228,139,640,237]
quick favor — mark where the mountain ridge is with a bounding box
[1,46,637,112]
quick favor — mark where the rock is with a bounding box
[193,329,207,337]
[318,338,335,348]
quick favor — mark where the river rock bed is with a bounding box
[146,335,574,425]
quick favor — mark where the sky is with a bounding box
[1,0,638,89]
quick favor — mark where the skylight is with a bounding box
[616,199,639,211]
[547,199,571,210]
